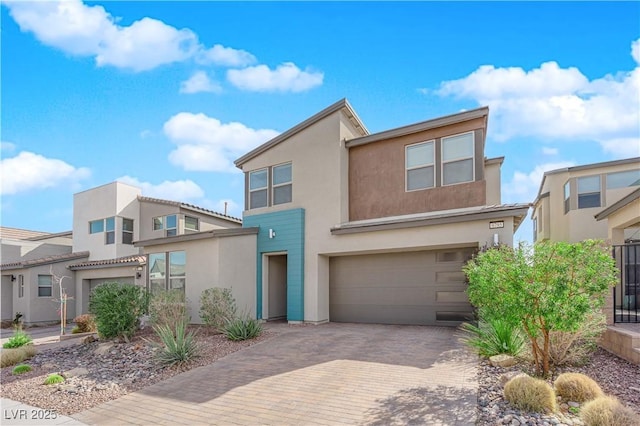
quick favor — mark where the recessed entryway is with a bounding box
[263,253,288,320]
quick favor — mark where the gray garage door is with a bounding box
[329,248,475,326]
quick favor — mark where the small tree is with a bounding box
[89,282,148,341]
[463,240,617,376]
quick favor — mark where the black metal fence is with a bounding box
[612,243,640,323]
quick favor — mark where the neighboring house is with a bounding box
[531,157,640,243]
[531,158,640,326]
[0,227,80,322]
[234,99,529,326]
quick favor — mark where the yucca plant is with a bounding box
[459,316,527,357]
[152,319,199,366]
[223,315,262,341]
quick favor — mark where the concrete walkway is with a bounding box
[73,323,477,425]
[0,398,86,425]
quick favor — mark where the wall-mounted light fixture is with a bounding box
[269,229,276,239]
[135,266,143,279]
[493,233,500,246]
[10,275,16,282]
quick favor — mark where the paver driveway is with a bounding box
[73,323,477,425]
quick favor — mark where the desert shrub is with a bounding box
[0,345,37,368]
[580,396,640,426]
[152,319,199,366]
[89,282,148,341]
[504,374,557,413]
[2,330,33,349]
[459,316,526,357]
[543,312,606,367]
[12,364,32,375]
[554,372,604,403]
[43,373,65,385]
[200,288,237,331]
[73,314,97,333]
[223,315,262,341]
[149,289,189,329]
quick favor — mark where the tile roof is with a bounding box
[0,251,90,270]
[137,196,242,223]
[0,226,51,240]
[68,254,147,270]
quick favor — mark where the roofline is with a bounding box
[234,98,368,168]
[134,227,259,247]
[485,156,504,166]
[345,106,489,148]
[531,192,550,217]
[534,157,640,201]
[330,204,530,235]
[137,196,242,223]
[595,187,640,221]
[27,230,73,241]
[0,251,90,270]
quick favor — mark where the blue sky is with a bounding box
[2,1,639,243]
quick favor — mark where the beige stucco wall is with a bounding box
[241,108,516,323]
[141,234,256,324]
[1,239,72,264]
[73,182,141,260]
[485,160,502,205]
[534,160,640,243]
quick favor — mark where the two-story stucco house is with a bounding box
[235,99,529,326]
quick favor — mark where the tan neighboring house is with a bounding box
[235,99,529,326]
[0,227,81,323]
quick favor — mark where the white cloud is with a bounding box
[435,39,640,156]
[197,44,257,67]
[116,176,204,200]
[180,71,222,94]
[163,112,279,172]
[227,62,324,92]
[504,161,575,203]
[632,39,640,65]
[541,147,558,156]
[0,151,90,195]
[1,142,17,152]
[5,0,198,72]
[139,130,152,139]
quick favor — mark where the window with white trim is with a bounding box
[442,132,474,185]
[405,141,435,191]
[249,168,268,209]
[185,216,199,232]
[153,216,163,231]
[272,163,292,205]
[148,251,186,294]
[577,175,601,209]
[165,215,177,236]
[122,218,134,244]
[105,216,115,244]
[38,275,52,297]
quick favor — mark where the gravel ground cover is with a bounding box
[477,348,640,425]
[1,326,273,416]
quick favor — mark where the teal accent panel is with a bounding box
[243,208,305,321]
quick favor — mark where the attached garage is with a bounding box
[329,248,476,326]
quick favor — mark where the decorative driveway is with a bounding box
[73,323,477,425]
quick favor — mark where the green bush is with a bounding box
[1,345,37,368]
[43,373,65,385]
[554,372,604,403]
[459,316,526,357]
[149,289,189,329]
[504,374,557,413]
[223,315,262,341]
[73,314,97,333]
[152,319,199,366]
[89,282,148,341]
[2,330,33,349]
[580,396,640,426]
[200,288,237,331]
[12,364,32,375]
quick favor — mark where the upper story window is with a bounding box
[153,215,178,237]
[607,169,640,189]
[273,163,292,205]
[185,216,199,232]
[37,274,52,297]
[532,217,538,242]
[105,217,115,244]
[89,220,104,234]
[406,141,435,191]
[122,218,134,244]
[564,182,570,214]
[442,132,474,186]
[577,175,601,209]
[249,169,268,209]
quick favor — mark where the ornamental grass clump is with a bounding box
[43,373,65,385]
[200,288,237,332]
[12,364,32,375]
[1,345,37,368]
[459,316,527,357]
[152,319,199,366]
[72,314,97,333]
[580,396,640,426]
[554,372,604,403]
[2,330,33,349]
[223,315,262,341]
[503,374,557,413]
[149,289,189,329]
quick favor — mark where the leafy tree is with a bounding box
[463,240,617,376]
[89,282,148,341]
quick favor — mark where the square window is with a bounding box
[153,217,163,230]
[407,166,435,191]
[185,216,199,231]
[250,190,268,209]
[274,184,292,205]
[38,275,52,297]
[89,220,104,234]
[273,163,292,185]
[577,176,601,209]
[250,169,268,190]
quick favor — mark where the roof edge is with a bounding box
[595,187,640,221]
[135,227,259,247]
